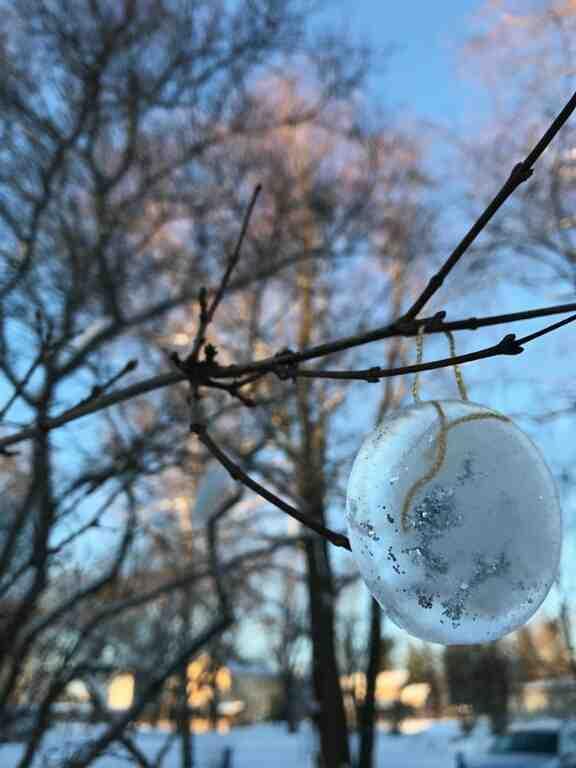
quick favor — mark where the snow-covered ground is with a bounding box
[0,718,488,767]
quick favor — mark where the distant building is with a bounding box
[341,668,431,725]
[510,618,576,716]
[64,659,436,730]
[515,677,576,717]
[226,661,281,723]
[68,654,281,731]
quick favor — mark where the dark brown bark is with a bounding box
[357,599,382,768]
[176,663,194,768]
[291,207,350,765]
[304,534,351,768]
[283,671,298,733]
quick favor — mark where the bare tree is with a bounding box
[460,1,576,288]
[1,1,576,765]
[0,1,375,764]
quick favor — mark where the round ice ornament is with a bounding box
[346,399,561,645]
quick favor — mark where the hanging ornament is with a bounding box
[345,330,562,645]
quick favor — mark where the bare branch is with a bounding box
[191,423,351,551]
[0,354,43,424]
[515,311,576,345]
[186,184,262,363]
[1,301,576,453]
[71,359,138,410]
[59,462,237,768]
[293,333,525,382]
[189,304,576,376]
[79,539,296,630]
[18,506,136,656]
[0,371,182,452]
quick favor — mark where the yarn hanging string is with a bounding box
[411,326,468,403]
[410,324,425,402]
[401,328,510,532]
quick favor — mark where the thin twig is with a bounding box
[515,312,576,345]
[292,334,525,382]
[187,184,262,363]
[203,378,257,407]
[190,423,351,551]
[0,355,42,423]
[71,359,138,409]
[205,184,262,324]
[0,371,182,451]
[397,302,576,334]
[401,89,576,321]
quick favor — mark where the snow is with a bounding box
[0,719,472,767]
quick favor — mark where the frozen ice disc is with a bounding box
[345,400,562,645]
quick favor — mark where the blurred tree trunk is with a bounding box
[209,675,220,731]
[357,599,381,768]
[445,643,510,736]
[474,644,510,736]
[284,671,298,733]
[303,536,350,767]
[296,253,350,767]
[176,661,193,768]
[176,597,194,768]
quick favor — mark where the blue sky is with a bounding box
[331,1,487,124]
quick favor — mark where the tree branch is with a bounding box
[186,183,262,364]
[1,301,576,454]
[190,423,351,551]
[291,322,576,382]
